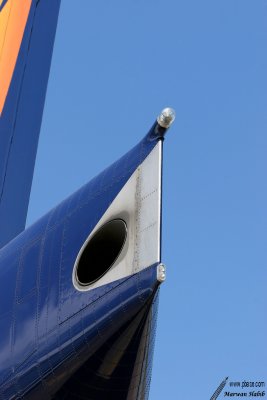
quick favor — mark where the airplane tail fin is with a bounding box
[0,0,61,247]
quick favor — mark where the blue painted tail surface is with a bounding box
[0,0,61,248]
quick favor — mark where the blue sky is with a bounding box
[27,1,267,398]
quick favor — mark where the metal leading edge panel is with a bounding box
[72,141,163,292]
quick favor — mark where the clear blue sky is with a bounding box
[27,1,267,398]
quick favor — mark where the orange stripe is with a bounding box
[0,0,32,115]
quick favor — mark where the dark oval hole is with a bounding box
[76,219,127,286]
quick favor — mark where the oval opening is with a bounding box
[75,219,127,286]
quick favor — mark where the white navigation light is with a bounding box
[157,263,166,283]
[157,107,176,129]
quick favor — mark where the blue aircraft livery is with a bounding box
[0,1,175,399]
[0,0,61,248]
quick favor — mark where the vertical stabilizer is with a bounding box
[0,0,61,247]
